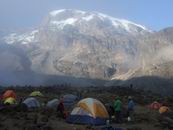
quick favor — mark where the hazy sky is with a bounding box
[0,0,173,31]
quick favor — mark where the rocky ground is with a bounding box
[0,86,173,130]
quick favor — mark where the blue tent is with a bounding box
[46,99,59,108]
[23,97,40,108]
[63,94,77,109]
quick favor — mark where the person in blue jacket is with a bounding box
[127,96,135,122]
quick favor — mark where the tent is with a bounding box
[67,98,109,125]
[46,99,59,108]
[29,91,43,97]
[23,97,40,108]
[159,106,170,114]
[149,101,162,110]
[2,90,16,100]
[63,94,78,109]
[4,97,16,105]
[63,94,77,102]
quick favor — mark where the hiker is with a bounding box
[77,91,82,100]
[108,105,115,118]
[57,98,65,119]
[15,98,27,112]
[113,96,122,123]
[127,96,135,122]
[19,97,24,105]
[105,103,115,122]
[130,84,133,89]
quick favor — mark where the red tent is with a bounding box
[2,90,16,100]
[149,101,162,110]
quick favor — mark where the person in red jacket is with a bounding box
[57,98,65,119]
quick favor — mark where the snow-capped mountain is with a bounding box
[0,9,151,81]
[1,9,173,94]
[3,9,151,45]
[46,9,150,35]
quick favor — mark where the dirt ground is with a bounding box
[0,111,163,130]
[0,86,172,130]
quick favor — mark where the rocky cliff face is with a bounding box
[109,26,173,79]
[0,9,173,92]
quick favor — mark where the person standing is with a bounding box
[57,98,65,119]
[127,96,135,122]
[114,96,122,123]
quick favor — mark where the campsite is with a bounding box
[0,86,173,130]
[1,0,173,130]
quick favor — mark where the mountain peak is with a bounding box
[50,9,85,16]
[48,9,151,34]
[3,9,152,45]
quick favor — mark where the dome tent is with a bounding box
[63,94,78,109]
[67,98,109,125]
[63,94,77,102]
[46,99,59,108]
[159,106,170,114]
[2,90,16,100]
[29,91,43,97]
[23,97,40,108]
[4,97,16,105]
[149,101,162,110]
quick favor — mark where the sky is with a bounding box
[0,0,173,31]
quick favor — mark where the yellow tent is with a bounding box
[29,91,43,97]
[67,98,109,125]
[4,97,16,105]
[77,98,109,118]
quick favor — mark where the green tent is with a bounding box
[29,91,43,97]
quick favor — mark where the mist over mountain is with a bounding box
[0,9,173,93]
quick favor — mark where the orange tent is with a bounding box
[2,90,16,100]
[159,106,170,114]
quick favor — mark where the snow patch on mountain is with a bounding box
[82,15,94,21]
[4,30,39,44]
[50,18,78,29]
[50,9,66,16]
[97,12,148,31]
[50,9,85,16]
